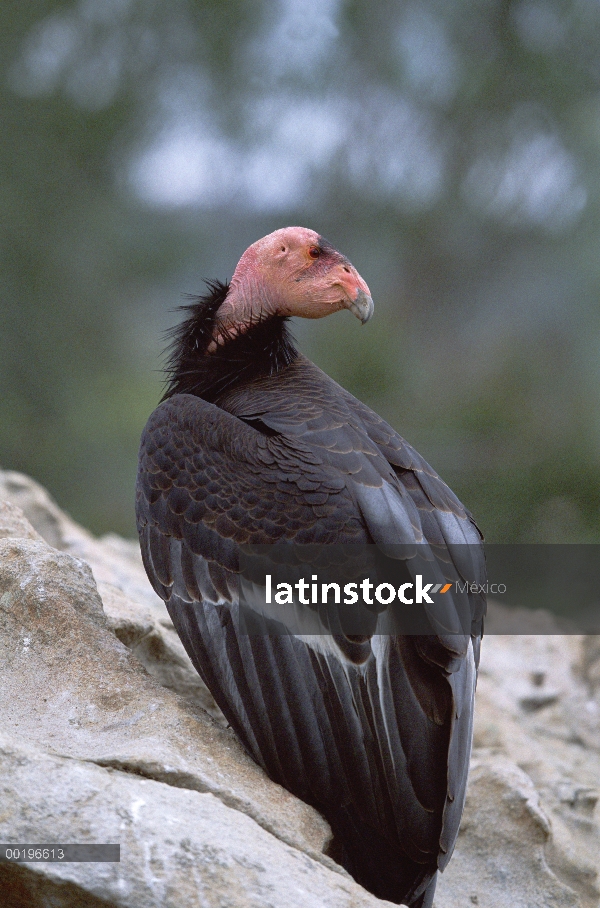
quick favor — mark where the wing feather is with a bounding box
[136,359,485,907]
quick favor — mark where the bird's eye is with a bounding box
[309,246,321,259]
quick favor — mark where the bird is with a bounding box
[136,227,485,907]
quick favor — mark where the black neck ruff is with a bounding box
[161,280,299,403]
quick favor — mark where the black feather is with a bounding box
[162,279,298,404]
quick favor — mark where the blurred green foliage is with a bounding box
[1,0,600,541]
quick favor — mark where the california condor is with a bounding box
[136,227,485,907]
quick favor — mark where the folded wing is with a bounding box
[136,375,484,906]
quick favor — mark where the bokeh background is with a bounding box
[1,0,600,542]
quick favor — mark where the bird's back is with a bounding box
[137,353,483,907]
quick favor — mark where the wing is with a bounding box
[221,357,486,659]
[136,375,484,906]
[136,391,369,599]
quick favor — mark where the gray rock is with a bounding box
[0,736,391,908]
[469,632,600,908]
[0,498,45,543]
[0,470,71,550]
[0,469,223,718]
[436,756,579,907]
[0,469,167,609]
[0,534,332,867]
[98,579,225,723]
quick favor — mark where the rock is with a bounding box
[581,636,600,697]
[436,756,579,907]
[0,534,332,867]
[462,628,600,908]
[0,499,44,543]
[0,470,73,550]
[0,470,171,616]
[0,469,223,718]
[98,580,225,723]
[0,736,391,908]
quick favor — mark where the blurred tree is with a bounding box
[1,0,600,541]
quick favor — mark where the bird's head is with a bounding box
[211,227,373,349]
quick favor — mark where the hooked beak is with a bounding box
[335,263,374,325]
[348,288,374,325]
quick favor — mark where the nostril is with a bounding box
[343,266,350,273]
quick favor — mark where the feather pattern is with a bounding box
[136,279,484,907]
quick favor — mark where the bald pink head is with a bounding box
[212,227,373,348]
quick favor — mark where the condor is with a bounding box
[136,227,485,907]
